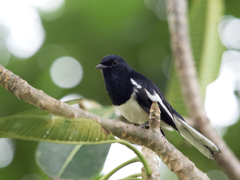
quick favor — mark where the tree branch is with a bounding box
[166,0,240,179]
[0,64,210,180]
[142,146,160,180]
[141,102,161,180]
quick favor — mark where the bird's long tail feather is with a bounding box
[174,116,221,159]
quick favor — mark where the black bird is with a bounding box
[96,55,221,159]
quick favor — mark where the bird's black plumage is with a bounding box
[131,70,180,131]
[98,56,133,106]
[96,54,221,159]
[97,55,179,131]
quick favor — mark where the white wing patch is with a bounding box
[130,78,141,89]
[130,78,174,121]
[146,90,174,120]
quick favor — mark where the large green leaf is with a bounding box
[36,143,110,180]
[165,69,188,117]
[0,112,116,180]
[189,0,225,99]
[166,0,224,116]
[0,115,115,143]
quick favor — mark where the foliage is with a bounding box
[0,106,151,179]
[166,0,225,116]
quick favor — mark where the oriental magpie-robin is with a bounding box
[96,55,221,159]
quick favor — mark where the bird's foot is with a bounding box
[138,122,149,128]
[135,122,165,136]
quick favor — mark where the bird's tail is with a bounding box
[174,116,221,159]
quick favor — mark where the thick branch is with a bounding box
[167,0,240,179]
[0,65,209,180]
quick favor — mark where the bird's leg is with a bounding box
[136,122,165,136]
[138,121,149,128]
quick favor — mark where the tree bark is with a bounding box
[166,0,240,179]
[141,102,161,180]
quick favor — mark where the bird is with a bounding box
[96,54,221,159]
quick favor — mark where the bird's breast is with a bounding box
[115,93,149,124]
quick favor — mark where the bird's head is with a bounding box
[96,55,131,76]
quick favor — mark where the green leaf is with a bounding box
[0,105,118,180]
[0,115,115,143]
[189,0,225,100]
[166,0,224,116]
[0,106,150,180]
[15,108,50,116]
[165,69,188,116]
[36,143,111,180]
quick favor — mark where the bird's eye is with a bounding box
[112,60,118,66]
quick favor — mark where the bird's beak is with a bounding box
[95,64,108,69]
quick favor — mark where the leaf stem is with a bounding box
[100,157,140,180]
[117,139,152,176]
[122,172,142,179]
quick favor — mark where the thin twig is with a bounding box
[166,0,240,179]
[0,64,210,180]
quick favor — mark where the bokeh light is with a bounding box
[0,0,65,61]
[0,0,45,59]
[204,16,240,135]
[205,51,240,135]
[50,56,83,89]
[0,138,15,168]
[219,15,240,50]
[33,0,65,21]
[155,0,167,21]
[205,69,239,127]
[37,44,68,71]
[0,41,11,66]
[33,0,64,13]
[143,0,167,21]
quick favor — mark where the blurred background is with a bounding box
[0,0,240,179]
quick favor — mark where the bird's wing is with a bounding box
[130,78,179,131]
[152,82,186,122]
[134,86,152,114]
